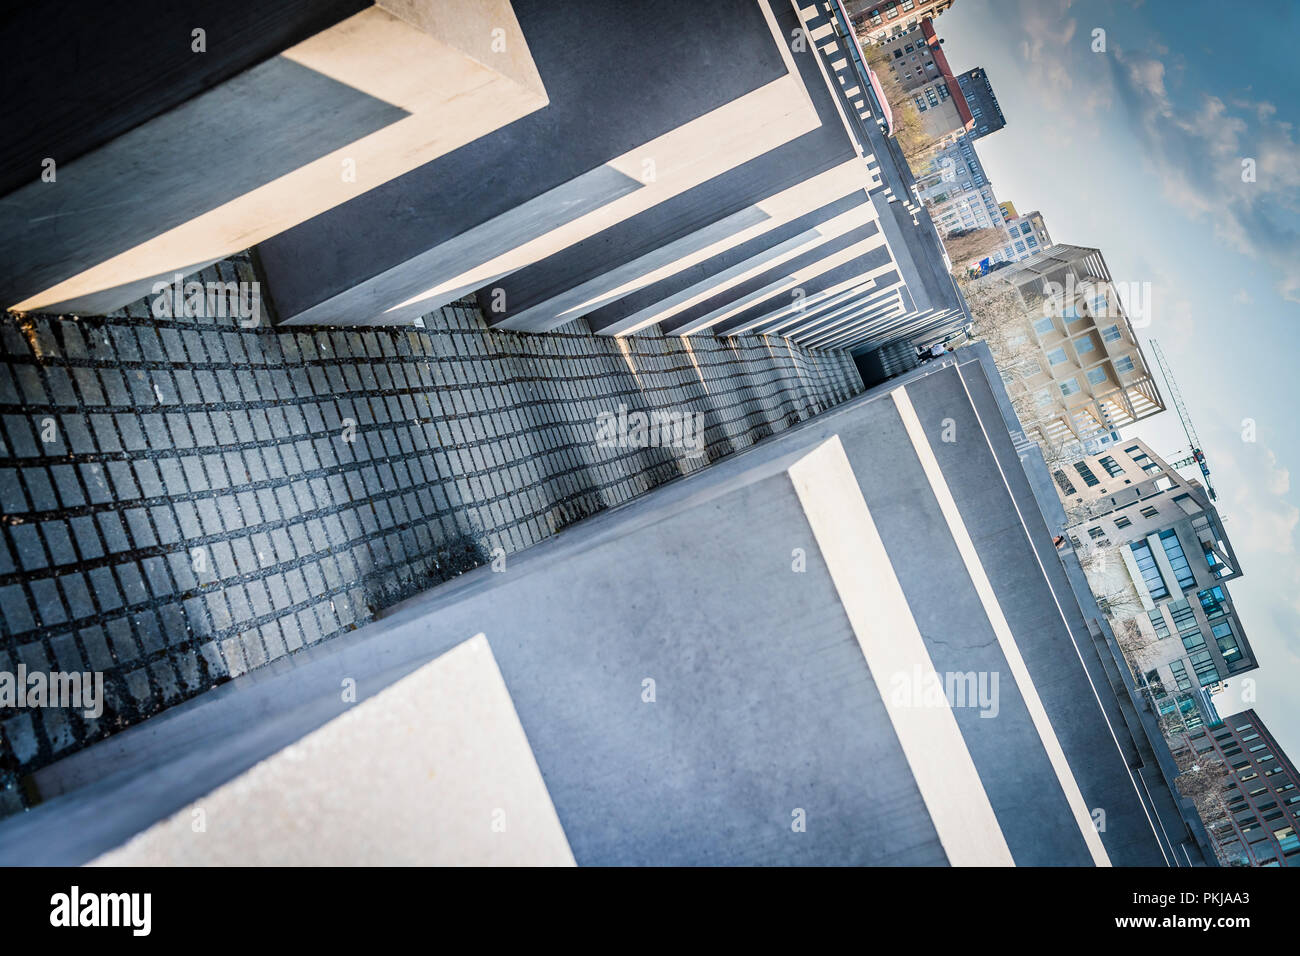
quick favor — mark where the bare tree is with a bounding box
[1162,717,1238,865]
[940,227,1007,269]
[1110,616,1152,680]
[956,272,1091,474]
[1172,743,1233,862]
[1112,616,1145,656]
[861,41,936,166]
[956,274,1064,453]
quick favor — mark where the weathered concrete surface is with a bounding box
[91,635,576,866]
[2,0,550,315]
[0,353,1196,866]
[0,260,861,812]
[255,0,818,326]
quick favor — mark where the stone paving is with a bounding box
[0,255,862,813]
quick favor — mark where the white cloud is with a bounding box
[1110,49,1300,304]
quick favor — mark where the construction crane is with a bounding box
[1149,339,1218,501]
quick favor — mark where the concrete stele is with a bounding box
[786,435,1015,866]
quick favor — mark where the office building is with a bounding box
[1059,439,1255,730]
[1178,710,1300,866]
[971,207,1053,274]
[998,208,1052,262]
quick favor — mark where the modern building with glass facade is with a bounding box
[1178,710,1300,866]
[1058,439,1255,729]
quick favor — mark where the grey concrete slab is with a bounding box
[0,0,369,198]
[0,59,407,312]
[3,1,555,315]
[927,359,1171,865]
[693,243,893,336]
[0,416,949,866]
[0,353,1185,866]
[582,192,871,335]
[255,0,792,325]
[479,0,867,332]
[828,382,1092,865]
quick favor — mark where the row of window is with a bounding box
[1055,360,1134,397]
[1034,316,1124,344]
[866,0,917,26]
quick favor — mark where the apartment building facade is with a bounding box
[956,68,1006,139]
[996,208,1051,264]
[848,0,956,42]
[1058,439,1254,730]
[980,245,1165,456]
[872,19,974,147]
[918,135,1001,236]
[1179,710,1300,866]
[967,206,1052,274]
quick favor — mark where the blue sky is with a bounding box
[938,0,1300,759]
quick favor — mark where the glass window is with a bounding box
[1130,540,1169,599]
[1161,529,1196,590]
[1169,600,1202,649]
[1020,222,1032,235]
[1115,355,1136,374]
[1047,347,1068,365]
[1086,367,1108,386]
[1148,609,1170,639]
[1098,456,1124,477]
[1073,461,1100,487]
[1101,324,1122,342]
[1059,377,1080,397]
[1033,316,1055,335]
[1115,515,1132,529]
[1053,470,1077,496]
[1213,621,1242,662]
[1199,586,1226,618]
[1075,337,1096,355]
[1191,650,1219,685]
